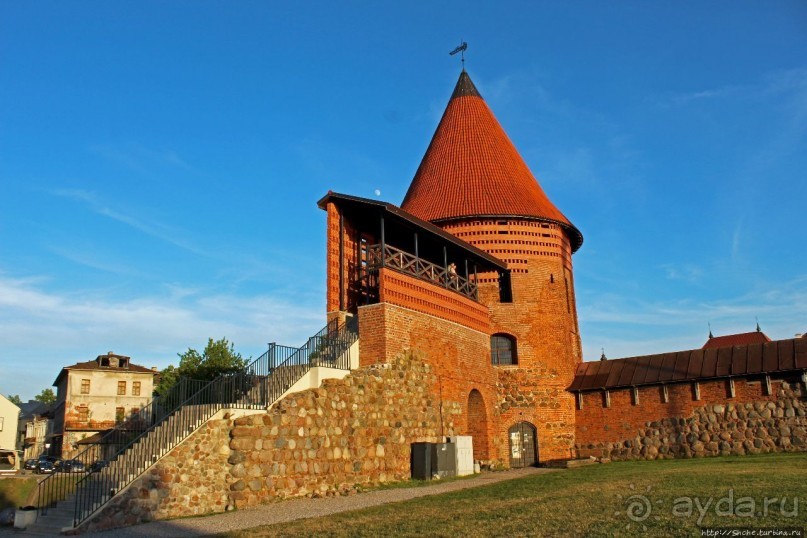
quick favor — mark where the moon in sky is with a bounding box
[374,189,381,196]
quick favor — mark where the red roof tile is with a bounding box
[401,71,582,251]
[568,337,806,392]
[702,331,771,349]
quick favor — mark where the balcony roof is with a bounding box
[318,191,508,273]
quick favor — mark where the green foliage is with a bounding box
[34,388,55,405]
[6,394,22,406]
[0,477,38,509]
[156,337,247,396]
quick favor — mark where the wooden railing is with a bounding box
[366,244,478,301]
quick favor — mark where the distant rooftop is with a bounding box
[53,351,156,386]
[703,330,771,349]
[569,337,806,392]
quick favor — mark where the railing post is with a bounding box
[380,215,386,267]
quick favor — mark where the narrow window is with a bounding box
[632,387,640,406]
[764,375,772,396]
[576,392,583,410]
[78,406,89,423]
[81,379,90,395]
[728,378,736,398]
[132,381,141,396]
[661,385,669,403]
[499,270,513,303]
[491,334,517,366]
[603,390,611,408]
[115,407,125,423]
[693,382,701,401]
[117,381,126,395]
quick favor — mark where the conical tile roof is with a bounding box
[402,71,582,251]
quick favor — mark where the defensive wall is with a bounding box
[572,338,807,461]
[79,350,461,531]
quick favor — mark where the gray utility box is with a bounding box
[411,442,458,480]
[431,442,457,479]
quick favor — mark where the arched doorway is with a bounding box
[467,389,489,460]
[508,421,538,468]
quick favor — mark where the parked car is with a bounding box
[36,461,55,474]
[24,459,39,471]
[61,459,86,473]
[89,460,108,473]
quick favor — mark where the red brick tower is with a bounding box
[402,70,584,462]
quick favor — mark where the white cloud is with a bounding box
[579,277,807,361]
[0,273,324,400]
[49,188,210,257]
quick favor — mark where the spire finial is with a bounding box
[600,347,607,361]
[756,317,761,332]
[708,322,713,339]
[449,41,468,70]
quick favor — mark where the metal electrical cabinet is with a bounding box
[431,442,457,479]
[410,442,433,480]
[447,435,474,476]
[411,442,458,480]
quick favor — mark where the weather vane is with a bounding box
[449,41,468,69]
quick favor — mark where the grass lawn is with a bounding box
[222,453,807,537]
[0,477,38,509]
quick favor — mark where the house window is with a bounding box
[491,334,517,365]
[132,381,141,396]
[81,379,90,394]
[78,406,89,422]
[115,407,125,423]
[117,381,126,395]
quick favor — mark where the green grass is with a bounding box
[0,477,38,509]
[221,453,807,537]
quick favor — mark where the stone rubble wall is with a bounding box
[576,382,806,461]
[79,417,234,532]
[228,350,461,508]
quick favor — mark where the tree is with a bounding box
[35,388,56,405]
[155,337,248,396]
[6,394,22,406]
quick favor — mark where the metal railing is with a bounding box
[36,316,359,529]
[35,375,210,519]
[366,243,478,300]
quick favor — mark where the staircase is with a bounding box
[29,316,358,534]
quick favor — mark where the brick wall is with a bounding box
[378,268,491,333]
[575,374,807,460]
[441,218,582,464]
[356,302,504,463]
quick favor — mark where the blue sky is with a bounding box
[1,1,805,401]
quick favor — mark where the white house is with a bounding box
[0,393,21,471]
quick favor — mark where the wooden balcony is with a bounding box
[366,244,478,301]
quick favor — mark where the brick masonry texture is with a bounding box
[378,268,491,333]
[448,218,582,464]
[80,417,234,532]
[227,350,463,507]
[575,376,807,460]
[357,302,502,462]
